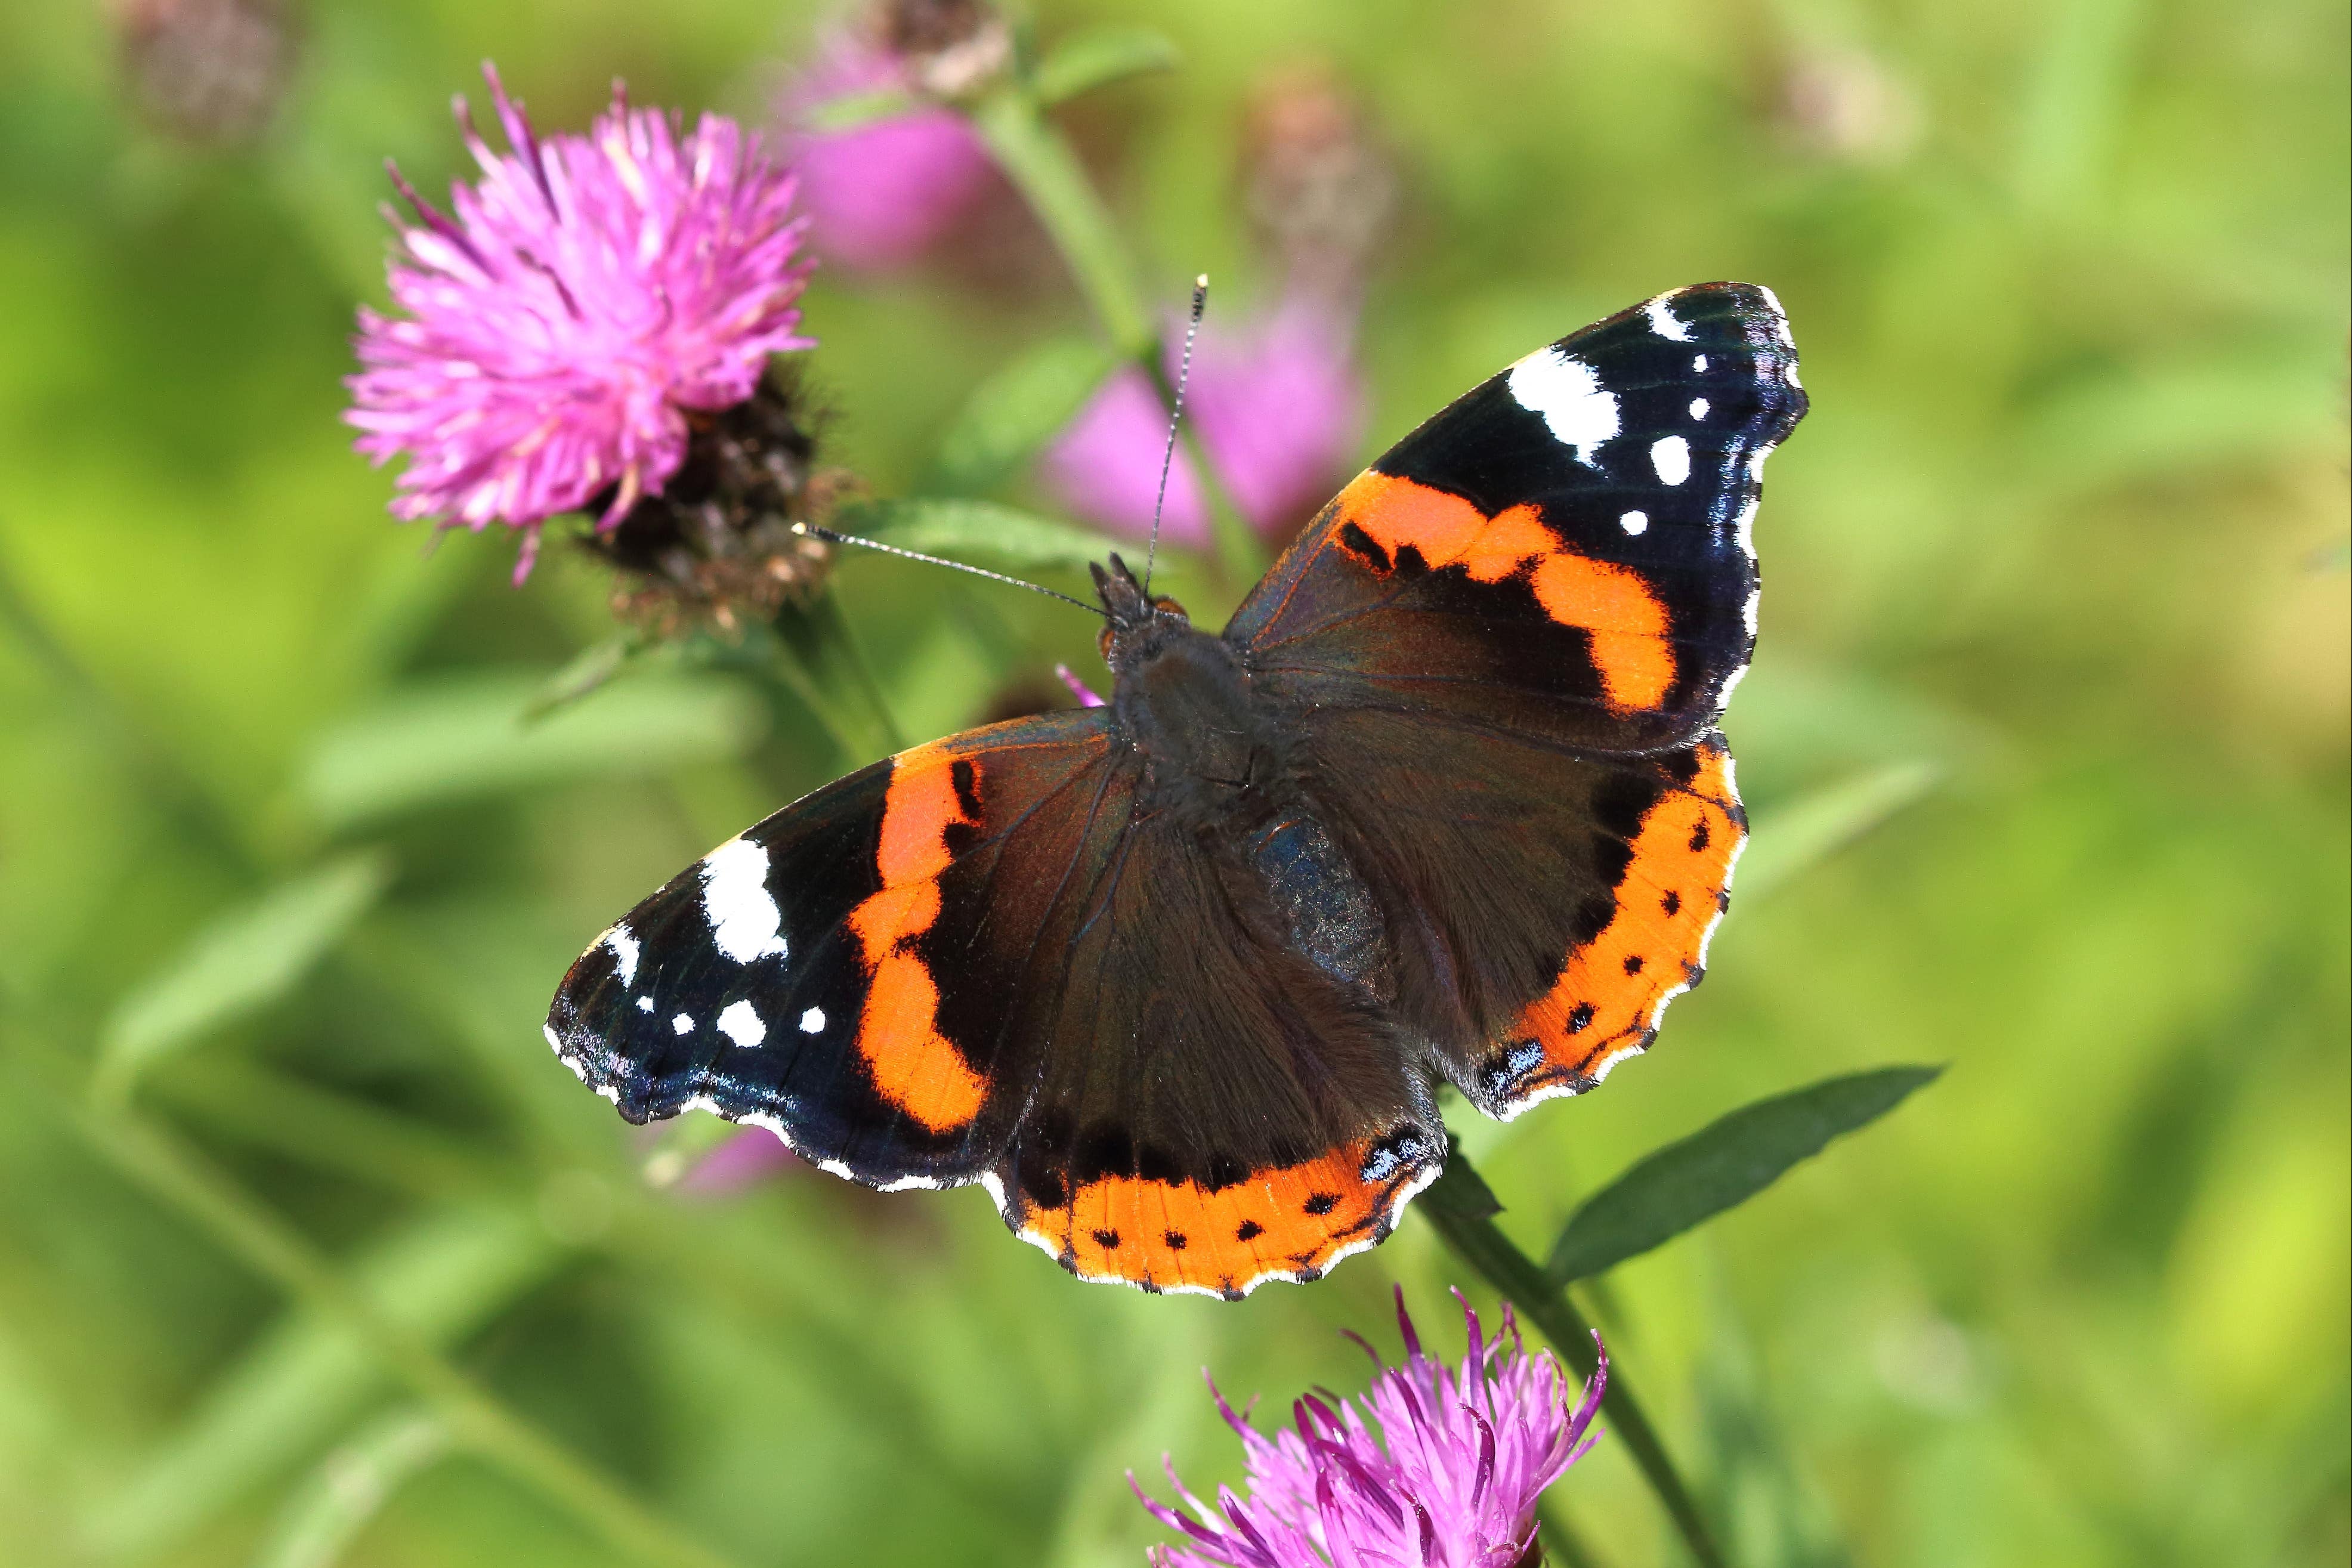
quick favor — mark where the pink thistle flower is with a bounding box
[347,66,815,580]
[775,31,997,272]
[1134,1291,1605,1568]
[1040,299,1365,549]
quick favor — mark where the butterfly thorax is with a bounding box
[1105,608,1269,805]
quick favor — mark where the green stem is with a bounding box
[69,1097,741,1568]
[758,624,882,762]
[1420,1157,1728,1568]
[969,85,1268,592]
[804,589,907,753]
[969,89,1154,361]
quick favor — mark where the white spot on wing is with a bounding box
[1643,294,1692,341]
[1620,510,1649,536]
[1689,397,1709,420]
[1692,354,1707,372]
[1651,435,1691,486]
[603,926,640,986]
[717,999,766,1049]
[1505,347,1618,465]
[700,837,790,965]
[799,1006,826,1034]
[671,1013,694,1036]
[635,995,653,1013]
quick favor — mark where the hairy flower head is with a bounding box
[1135,1291,1604,1568]
[347,65,814,577]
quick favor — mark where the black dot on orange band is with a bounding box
[1338,519,1391,571]
[1303,1193,1338,1216]
[1689,819,1711,852]
[1092,1229,1121,1250]
[1568,1002,1595,1033]
[1624,954,1645,975]
[1164,1230,1189,1250]
[1236,1219,1263,1241]
[1661,890,1681,916]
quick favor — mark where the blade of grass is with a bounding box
[46,1072,741,1568]
[93,853,392,1105]
[1735,761,1939,903]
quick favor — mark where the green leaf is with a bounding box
[923,335,1118,495]
[88,1199,567,1558]
[296,670,765,830]
[94,853,393,1102]
[1735,759,1940,902]
[1032,26,1180,106]
[833,497,1120,573]
[802,87,921,132]
[1545,1066,1942,1285]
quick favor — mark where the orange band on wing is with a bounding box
[1019,1137,1425,1295]
[1334,472,1673,711]
[1514,737,1742,1090]
[847,746,987,1133]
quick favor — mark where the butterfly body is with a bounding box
[548,283,1806,1295]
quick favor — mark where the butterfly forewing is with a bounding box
[1231,282,1802,751]
[546,710,1119,1187]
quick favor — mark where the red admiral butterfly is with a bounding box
[546,282,1806,1297]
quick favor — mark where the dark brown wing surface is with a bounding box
[1226,282,1801,1112]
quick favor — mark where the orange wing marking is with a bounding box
[846,744,988,1133]
[1018,1137,1427,1295]
[1333,471,1674,712]
[1512,737,1744,1092]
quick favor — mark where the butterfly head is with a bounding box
[1092,553,1192,668]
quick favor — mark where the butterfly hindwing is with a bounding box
[990,803,1444,1297]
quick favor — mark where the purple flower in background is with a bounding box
[1134,1291,1605,1568]
[347,66,814,580]
[1040,299,1364,548]
[775,31,996,271]
[678,1126,802,1194]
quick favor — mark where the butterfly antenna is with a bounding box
[1142,274,1210,599]
[796,523,1108,618]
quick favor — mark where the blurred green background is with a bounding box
[1,1,2345,1565]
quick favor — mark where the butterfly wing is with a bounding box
[1228,282,1802,1114]
[1228,281,1801,751]
[988,802,1444,1297]
[546,707,1444,1293]
[546,710,1122,1187]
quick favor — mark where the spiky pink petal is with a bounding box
[1136,1291,1605,1568]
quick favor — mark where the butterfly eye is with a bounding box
[1152,594,1189,620]
[1099,623,1117,661]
